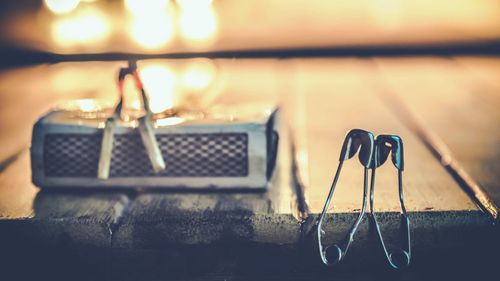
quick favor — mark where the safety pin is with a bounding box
[316,129,375,266]
[369,135,411,269]
[97,72,125,179]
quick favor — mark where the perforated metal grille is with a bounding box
[44,133,248,178]
[44,134,100,177]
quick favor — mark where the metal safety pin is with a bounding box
[98,61,166,179]
[126,63,166,173]
[316,129,375,266]
[97,84,123,179]
[369,135,411,270]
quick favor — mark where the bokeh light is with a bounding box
[57,99,113,113]
[44,0,80,14]
[176,0,213,9]
[181,59,216,92]
[51,8,110,47]
[178,7,217,43]
[139,64,178,113]
[125,0,170,17]
[130,14,175,49]
[179,59,219,109]
[126,0,174,49]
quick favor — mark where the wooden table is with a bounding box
[0,57,499,280]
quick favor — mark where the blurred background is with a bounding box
[1,0,500,58]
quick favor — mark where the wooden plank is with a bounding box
[292,58,478,213]
[455,57,500,90]
[285,58,490,267]
[0,149,130,280]
[0,124,128,280]
[0,151,36,218]
[0,151,130,247]
[0,59,496,277]
[109,58,494,276]
[112,58,490,258]
[0,145,129,249]
[29,190,130,248]
[375,57,500,219]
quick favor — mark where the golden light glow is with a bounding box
[51,8,110,47]
[371,0,403,30]
[44,0,80,14]
[126,0,174,49]
[139,64,178,113]
[178,59,219,109]
[125,0,170,17]
[61,99,100,112]
[176,0,213,9]
[130,14,174,49]
[78,99,101,112]
[57,99,114,112]
[178,6,217,43]
[181,59,216,92]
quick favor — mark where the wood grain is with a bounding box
[0,59,495,274]
[290,58,478,214]
[277,59,491,267]
[375,57,500,217]
[0,149,130,247]
[0,150,36,218]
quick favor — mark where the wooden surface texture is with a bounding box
[0,57,499,278]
